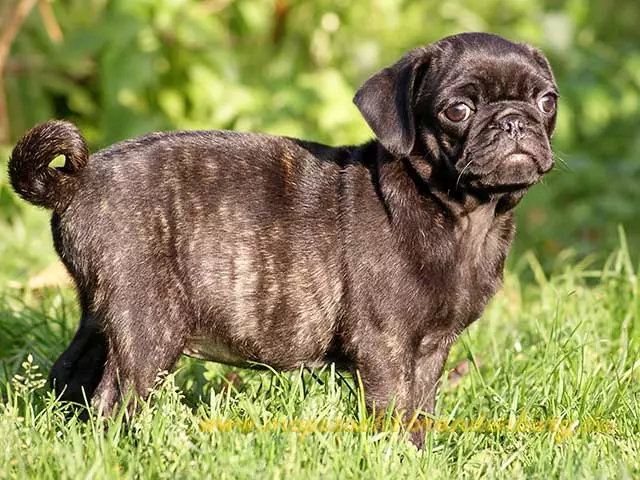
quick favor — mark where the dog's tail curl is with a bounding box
[8,120,89,212]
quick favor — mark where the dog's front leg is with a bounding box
[356,338,451,448]
[355,343,417,442]
[409,342,452,447]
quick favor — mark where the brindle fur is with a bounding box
[8,33,557,447]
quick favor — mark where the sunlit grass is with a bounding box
[1,212,639,478]
[1,147,638,478]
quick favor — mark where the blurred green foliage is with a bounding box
[3,0,640,263]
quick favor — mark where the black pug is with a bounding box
[9,32,557,447]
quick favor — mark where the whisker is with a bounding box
[455,160,474,191]
[552,150,571,168]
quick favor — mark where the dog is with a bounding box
[9,32,557,447]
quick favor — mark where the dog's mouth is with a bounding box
[460,150,553,193]
[469,180,533,194]
[505,152,552,173]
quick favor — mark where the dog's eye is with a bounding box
[444,103,472,122]
[537,94,556,114]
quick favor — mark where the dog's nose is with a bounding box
[498,114,527,140]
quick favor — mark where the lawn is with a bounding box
[1,154,639,478]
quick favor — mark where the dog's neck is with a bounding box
[370,142,515,283]
[412,147,529,215]
[370,144,508,219]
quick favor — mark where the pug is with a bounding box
[8,32,557,447]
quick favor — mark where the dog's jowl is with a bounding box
[9,32,557,447]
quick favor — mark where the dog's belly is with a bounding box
[183,334,251,367]
[182,333,331,370]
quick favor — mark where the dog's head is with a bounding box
[354,32,558,194]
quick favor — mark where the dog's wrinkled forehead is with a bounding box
[423,33,556,103]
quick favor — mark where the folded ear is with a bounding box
[353,48,429,157]
[523,44,558,135]
[523,44,556,84]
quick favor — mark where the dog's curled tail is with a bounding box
[8,120,89,212]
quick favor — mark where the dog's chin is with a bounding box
[463,152,552,194]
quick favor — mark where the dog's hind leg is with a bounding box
[49,214,108,407]
[49,310,108,406]
[90,295,189,417]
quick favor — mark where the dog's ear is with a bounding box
[523,45,556,84]
[353,48,429,157]
[523,44,558,135]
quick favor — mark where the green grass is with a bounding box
[1,160,639,477]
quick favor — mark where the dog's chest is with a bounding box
[448,205,513,325]
[456,203,508,265]
[401,202,512,332]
